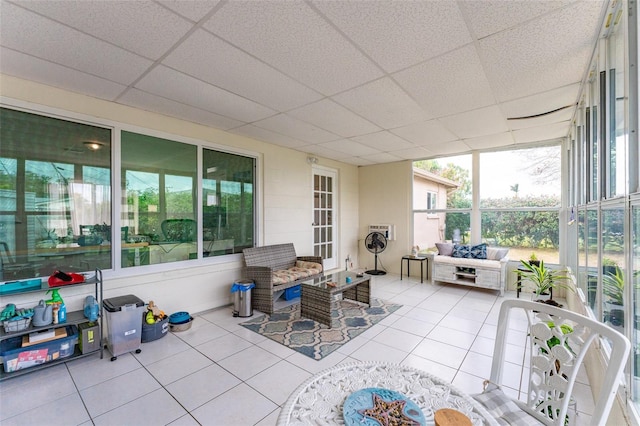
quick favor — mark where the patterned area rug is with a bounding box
[240,298,402,360]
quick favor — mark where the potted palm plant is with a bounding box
[518,259,570,307]
[603,265,624,328]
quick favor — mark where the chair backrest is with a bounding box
[491,299,630,425]
[242,243,297,271]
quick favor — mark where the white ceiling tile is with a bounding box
[135,65,275,122]
[332,77,431,129]
[388,146,433,161]
[350,131,415,152]
[0,47,126,101]
[317,140,380,157]
[343,157,375,166]
[438,106,508,139]
[479,1,604,102]
[229,125,308,149]
[459,0,573,39]
[301,144,352,160]
[507,107,575,131]
[512,121,570,144]
[463,132,515,150]
[0,3,153,84]
[359,152,403,164]
[118,88,243,130]
[18,1,194,60]
[253,114,339,144]
[158,0,220,22]
[424,140,473,156]
[390,120,457,146]
[288,99,380,137]
[501,83,581,119]
[203,1,383,95]
[394,45,495,117]
[163,29,322,111]
[312,0,471,72]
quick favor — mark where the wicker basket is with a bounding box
[169,317,194,332]
[3,317,32,333]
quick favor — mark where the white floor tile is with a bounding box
[372,327,423,353]
[388,316,434,337]
[195,332,253,361]
[217,345,281,381]
[246,360,311,405]
[166,363,241,411]
[401,354,457,383]
[146,347,214,385]
[411,338,468,369]
[134,332,192,365]
[190,383,278,426]
[349,340,409,363]
[172,318,231,346]
[1,392,90,426]
[92,388,187,426]
[427,325,476,350]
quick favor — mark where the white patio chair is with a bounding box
[473,299,630,425]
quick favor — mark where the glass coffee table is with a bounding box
[299,271,371,328]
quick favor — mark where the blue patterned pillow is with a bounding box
[452,244,470,258]
[470,243,487,259]
[452,244,487,259]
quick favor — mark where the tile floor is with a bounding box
[0,274,595,425]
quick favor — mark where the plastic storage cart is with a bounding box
[103,295,145,361]
[231,281,254,317]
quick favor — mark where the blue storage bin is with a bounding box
[284,285,301,300]
[0,278,42,295]
[0,325,78,373]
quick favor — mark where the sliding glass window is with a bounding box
[202,149,254,257]
[121,131,197,267]
[0,107,112,279]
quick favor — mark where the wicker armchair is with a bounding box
[243,243,323,314]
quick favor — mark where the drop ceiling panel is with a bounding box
[507,107,575,131]
[158,0,219,22]
[350,131,415,152]
[391,120,457,146]
[426,140,473,156]
[513,121,570,144]
[163,29,322,112]
[501,83,581,119]
[359,152,403,164]
[317,140,380,156]
[135,65,275,122]
[479,1,603,102]
[253,114,339,144]
[0,48,127,101]
[302,144,352,161]
[203,1,383,95]
[17,0,193,60]
[464,132,514,150]
[332,77,431,129]
[288,99,380,138]
[459,0,573,39]
[229,125,309,149]
[312,0,471,73]
[437,106,508,139]
[388,146,433,160]
[0,3,153,84]
[394,45,495,118]
[119,88,244,130]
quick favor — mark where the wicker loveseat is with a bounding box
[242,243,323,314]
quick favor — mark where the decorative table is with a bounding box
[277,361,499,425]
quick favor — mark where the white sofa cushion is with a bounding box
[433,255,502,269]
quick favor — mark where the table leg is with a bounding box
[401,258,404,280]
[420,260,423,283]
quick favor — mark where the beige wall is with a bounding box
[358,161,412,275]
[0,75,358,316]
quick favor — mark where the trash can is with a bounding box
[103,294,145,361]
[231,280,254,317]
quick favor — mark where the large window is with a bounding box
[480,147,561,263]
[202,149,254,256]
[0,107,112,279]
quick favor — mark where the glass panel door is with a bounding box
[312,168,337,270]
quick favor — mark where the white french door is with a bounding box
[312,167,337,270]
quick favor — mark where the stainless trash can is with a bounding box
[103,294,145,361]
[231,280,254,317]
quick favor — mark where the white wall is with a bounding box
[0,75,359,316]
[358,161,412,275]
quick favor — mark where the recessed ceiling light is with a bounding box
[83,141,104,151]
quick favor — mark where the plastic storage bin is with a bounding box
[0,325,78,373]
[141,315,169,342]
[284,285,301,300]
[103,295,144,361]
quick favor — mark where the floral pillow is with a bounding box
[295,260,323,272]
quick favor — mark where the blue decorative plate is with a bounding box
[343,387,426,426]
